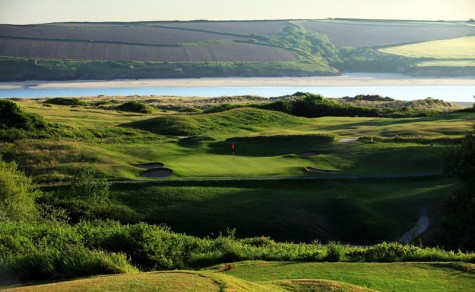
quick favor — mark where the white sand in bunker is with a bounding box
[139,168,173,178]
[136,162,173,178]
[298,151,319,156]
[135,162,164,169]
[304,167,337,175]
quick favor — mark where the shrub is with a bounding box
[43,98,88,106]
[69,167,111,202]
[0,99,47,130]
[325,242,346,262]
[2,246,136,282]
[0,161,39,222]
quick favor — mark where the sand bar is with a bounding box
[0,74,474,90]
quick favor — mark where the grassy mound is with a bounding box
[0,100,47,130]
[209,134,334,156]
[116,101,155,114]
[5,261,474,291]
[0,100,51,141]
[43,98,88,106]
[123,108,304,136]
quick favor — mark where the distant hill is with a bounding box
[0,20,473,80]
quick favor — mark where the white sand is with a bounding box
[1,74,474,90]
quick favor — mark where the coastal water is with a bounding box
[0,75,474,102]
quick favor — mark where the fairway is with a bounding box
[380,36,475,59]
[9,99,474,181]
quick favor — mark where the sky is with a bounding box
[0,0,473,24]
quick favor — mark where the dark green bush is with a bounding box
[43,98,88,106]
[116,101,155,114]
[1,221,474,283]
[0,99,47,131]
[325,242,346,262]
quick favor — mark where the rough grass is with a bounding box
[380,36,475,59]
[7,101,473,181]
[111,178,456,243]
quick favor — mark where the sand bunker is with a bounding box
[298,151,319,157]
[304,167,337,175]
[136,162,173,178]
[136,162,164,169]
[339,138,358,143]
[139,168,173,178]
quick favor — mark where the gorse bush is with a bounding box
[1,220,474,283]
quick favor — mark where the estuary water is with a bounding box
[0,74,474,102]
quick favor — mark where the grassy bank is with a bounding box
[3,261,474,291]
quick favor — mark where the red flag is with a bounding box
[231,143,235,150]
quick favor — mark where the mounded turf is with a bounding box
[4,261,474,292]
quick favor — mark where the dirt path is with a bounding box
[398,215,430,244]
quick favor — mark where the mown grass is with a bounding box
[223,261,475,292]
[4,261,474,292]
[110,178,456,243]
[6,101,473,181]
[380,36,475,59]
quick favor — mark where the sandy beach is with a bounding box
[0,74,474,90]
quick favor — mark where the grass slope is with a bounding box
[4,261,474,291]
[8,101,474,181]
[112,178,456,243]
[380,36,475,59]
[224,261,475,292]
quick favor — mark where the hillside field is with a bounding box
[380,36,475,59]
[297,19,474,48]
[1,19,474,80]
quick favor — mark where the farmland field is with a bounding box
[0,24,245,45]
[0,19,474,79]
[0,38,298,62]
[159,20,289,35]
[380,36,475,59]
[297,19,474,48]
